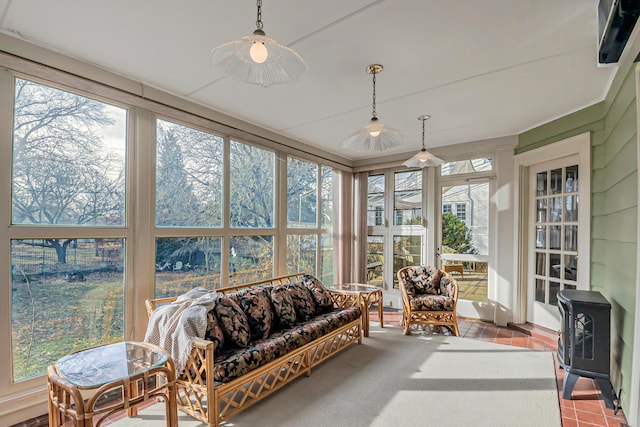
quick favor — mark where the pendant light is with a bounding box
[211,0,307,87]
[342,64,407,152]
[402,115,444,168]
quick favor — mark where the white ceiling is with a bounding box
[0,0,618,162]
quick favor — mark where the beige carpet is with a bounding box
[113,325,561,427]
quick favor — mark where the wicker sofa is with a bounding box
[397,265,460,336]
[145,272,362,427]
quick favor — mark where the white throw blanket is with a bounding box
[144,287,219,374]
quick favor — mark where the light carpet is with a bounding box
[114,325,561,427]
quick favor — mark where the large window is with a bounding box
[286,158,334,284]
[10,78,127,381]
[2,68,337,402]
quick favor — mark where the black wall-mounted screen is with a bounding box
[598,0,640,64]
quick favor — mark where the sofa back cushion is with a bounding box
[270,285,297,329]
[302,274,334,314]
[238,287,274,340]
[205,311,226,354]
[286,282,317,322]
[214,295,251,347]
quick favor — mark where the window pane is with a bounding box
[12,79,126,226]
[320,234,334,285]
[566,165,578,192]
[229,236,273,285]
[368,174,385,226]
[287,158,317,228]
[230,141,274,228]
[394,171,422,226]
[154,237,222,298]
[441,157,492,176]
[550,168,563,194]
[536,172,547,196]
[11,238,124,381]
[287,234,317,274]
[367,235,384,287]
[156,119,223,227]
[535,252,546,276]
[393,235,421,288]
[321,166,333,228]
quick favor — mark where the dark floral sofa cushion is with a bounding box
[286,282,317,322]
[270,285,297,329]
[213,306,361,383]
[205,310,226,355]
[302,274,334,314]
[409,294,455,311]
[214,295,251,347]
[239,287,274,340]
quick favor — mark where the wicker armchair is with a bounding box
[397,265,460,336]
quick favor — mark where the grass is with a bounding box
[11,271,124,381]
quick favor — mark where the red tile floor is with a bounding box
[377,308,630,427]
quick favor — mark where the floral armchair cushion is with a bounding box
[402,266,442,296]
[409,294,455,311]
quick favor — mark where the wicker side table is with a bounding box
[47,341,177,427]
[329,283,383,337]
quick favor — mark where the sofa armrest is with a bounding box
[181,338,215,388]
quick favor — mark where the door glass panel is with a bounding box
[550,197,562,222]
[550,225,561,250]
[535,279,546,302]
[367,236,384,287]
[550,168,563,194]
[565,226,578,251]
[549,282,561,304]
[564,255,577,281]
[535,252,546,276]
[392,235,421,289]
[536,226,546,248]
[549,253,561,278]
[441,183,489,301]
[565,195,578,221]
[536,172,547,196]
[566,165,578,192]
[536,199,547,223]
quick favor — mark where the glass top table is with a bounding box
[55,341,169,389]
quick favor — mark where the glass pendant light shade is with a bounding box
[403,115,444,168]
[342,64,407,152]
[343,117,406,152]
[211,1,307,87]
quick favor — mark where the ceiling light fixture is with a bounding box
[342,64,407,152]
[210,0,307,87]
[402,115,444,168]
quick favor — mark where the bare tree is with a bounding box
[12,79,125,263]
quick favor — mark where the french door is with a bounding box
[527,156,587,329]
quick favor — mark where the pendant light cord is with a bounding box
[256,0,263,30]
[371,71,377,119]
[421,117,426,149]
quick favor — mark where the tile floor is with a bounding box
[377,308,630,427]
[16,312,631,427]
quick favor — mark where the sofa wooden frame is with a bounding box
[145,272,362,427]
[397,266,460,336]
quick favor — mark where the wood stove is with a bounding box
[557,289,616,409]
